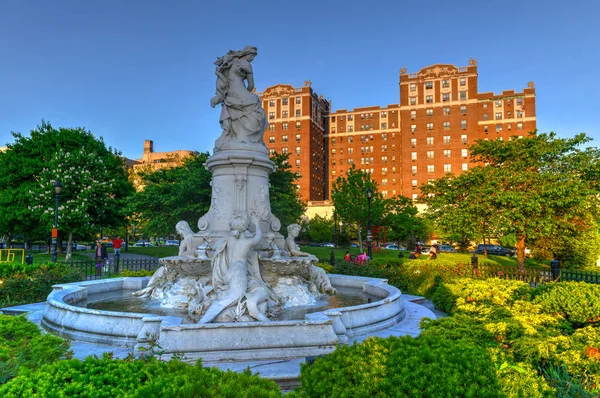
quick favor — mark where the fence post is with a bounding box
[550,259,561,281]
[330,250,335,267]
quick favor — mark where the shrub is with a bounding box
[293,335,503,397]
[0,315,70,383]
[534,281,600,327]
[0,354,282,397]
[120,269,156,277]
[316,262,334,274]
[0,264,83,307]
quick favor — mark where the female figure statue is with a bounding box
[210,46,268,152]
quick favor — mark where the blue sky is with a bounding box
[1,0,599,159]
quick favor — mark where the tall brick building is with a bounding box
[258,82,330,201]
[261,59,536,202]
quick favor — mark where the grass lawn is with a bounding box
[301,246,549,268]
[0,251,91,265]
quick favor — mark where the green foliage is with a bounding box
[0,121,133,243]
[129,152,212,237]
[0,354,282,397]
[120,269,157,277]
[533,224,600,269]
[421,132,600,268]
[268,152,307,229]
[383,196,430,246]
[331,166,384,250]
[294,335,503,397]
[316,262,334,274]
[0,315,70,383]
[534,282,600,326]
[0,263,82,307]
[306,215,333,243]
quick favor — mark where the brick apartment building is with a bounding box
[258,82,330,201]
[260,59,536,203]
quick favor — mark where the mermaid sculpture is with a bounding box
[210,46,268,152]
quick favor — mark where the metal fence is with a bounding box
[66,257,161,281]
[470,263,600,286]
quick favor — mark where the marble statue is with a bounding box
[210,46,268,152]
[199,213,264,323]
[176,220,203,257]
[285,224,311,257]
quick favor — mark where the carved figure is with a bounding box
[285,224,310,257]
[176,220,203,257]
[210,46,268,151]
[199,214,263,323]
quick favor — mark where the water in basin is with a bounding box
[73,286,379,324]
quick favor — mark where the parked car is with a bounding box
[385,244,407,251]
[164,240,180,247]
[75,244,88,251]
[475,244,514,256]
[308,243,323,247]
[134,241,154,247]
[350,243,359,248]
[438,244,457,253]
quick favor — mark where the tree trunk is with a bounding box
[516,234,526,270]
[482,235,488,257]
[65,231,73,261]
[357,223,363,252]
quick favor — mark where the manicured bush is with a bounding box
[533,281,600,326]
[0,264,83,307]
[0,315,70,383]
[292,335,503,398]
[0,354,282,397]
[120,269,156,277]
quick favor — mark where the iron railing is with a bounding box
[66,257,161,281]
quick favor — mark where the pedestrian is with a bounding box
[95,241,108,277]
[344,251,351,263]
[112,236,124,256]
[356,251,369,265]
[408,252,417,259]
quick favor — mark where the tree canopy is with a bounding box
[421,132,600,267]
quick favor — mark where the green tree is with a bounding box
[129,153,212,237]
[383,196,421,246]
[0,121,133,250]
[422,132,600,268]
[306,214,334,243]
[268,152,306,229]
[331,166,384,250]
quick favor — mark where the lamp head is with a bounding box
[54,181,63,195]
[366,187,372,200]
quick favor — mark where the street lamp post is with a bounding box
[51,181,63,262]
[366,187,373,260]
[333,212,337,247]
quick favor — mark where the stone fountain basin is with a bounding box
[41,274,404,362]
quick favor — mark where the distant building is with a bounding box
[0,146,7,153]
[258,82,330,202]
[132,140,197,171]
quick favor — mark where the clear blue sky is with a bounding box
[1,0,599,159]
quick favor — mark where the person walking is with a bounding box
[95,241,108,277]
[112,236,124,256]
[344,251,351,263]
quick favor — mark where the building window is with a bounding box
[496,124,503,132]
[460,91,467,101]
[462,163,468,171]
[410,83,416,92]
[411,110,416,119]
[269,112,275,119]
[442,93,450,102]
[411,152,417,160]
[427,164,434,172]
[282,147,288,154]
[296,159,300,166]
[296,147,301,155]
[425,81,433,90]
[426,122,433,130]
[443,121,450,130]
[443,149,451,158]
[411,166,417,175]
[495,112,502,120]
[517,111,523,118]
[443,107,450,115]
[461,134,467,143]
[412,193,418,200]
[348,148,354,154]
[381,133,387,140]
[296,97,301,104]
[331,138,336,145]
[269,148,275,155]
[282,97,288,106]
[461,149,468,158]
[348,114,353,121]
[348,136,353,143]
[296,121,301,129]
[296,134,301,141]
[331,148,336,154]
[381,145,387,151]
[282,135,288,142]
[516,98,523,106]
[348,126,353,132]
[461,120,467,129]
[269,100,275,107]
[507,111,512,118]
[269,124,275,131]
[269,136,275,143]
[443,135,451,144]
[483,113,488,120]
[295,109,301,117]
[426,137,434,146]
[382,178,388,186]
[282,122,288,130]
[412,179,418,187]
[517,122,523,130]
[282,110,288,118]
[444,164,452,173]
[427,151,434,159]
[495,100,502,107]
[426,108,433,116]
[332,170,336,176]
[461,105,467,115]
[410,97,417,105]
[382,167,388,174]
[369,113,373,119]
[426,95,433,103]
[411,124,417,133]
[381,156,387,163]
[381,111,387,118]
[460,77,466,86]
[483,103,488,108]
[484,125,488,133]
[442,79,449,88]
[381,123,387,129]
[411,138,417,147]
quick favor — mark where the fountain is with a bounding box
[41,46,405,362]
